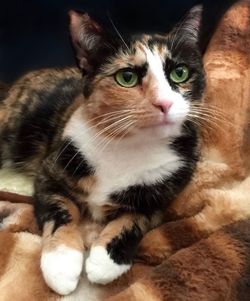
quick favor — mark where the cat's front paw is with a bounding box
[86,246,131,284]
[41,245,84,295]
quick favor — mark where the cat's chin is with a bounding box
[134,111,187,141]
[133,121,184,142]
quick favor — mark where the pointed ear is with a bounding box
[69,10,105,71]
[179,5,203,43]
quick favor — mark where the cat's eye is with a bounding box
[170,66,189,84]
[115,69,139,88]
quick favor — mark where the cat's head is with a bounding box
[69,7,204,141]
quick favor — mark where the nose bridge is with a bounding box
[148,67,175,109]
[156,78,173,100]
[145,48,174,100]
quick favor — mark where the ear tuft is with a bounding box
[69,10,105,71]
[179,5,203,43]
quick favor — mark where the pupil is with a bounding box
[175,67,184,78]
[123,71,133,82]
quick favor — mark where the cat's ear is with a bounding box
[179,5,203,43]
[69,10,105,71]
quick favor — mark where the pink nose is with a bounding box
[152,99,173,114]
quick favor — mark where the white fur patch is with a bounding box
[85,246,131,284]
[64,108,183,221]
[145,47,190,126]
[41,245,84,296]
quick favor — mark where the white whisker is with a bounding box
[107,11,130,52]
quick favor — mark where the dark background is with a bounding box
[0,0,237,83]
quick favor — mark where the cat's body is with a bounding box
[0,67,197,222]
[0,7,204,296]
[0,2,249,300]
[0,68,82,173]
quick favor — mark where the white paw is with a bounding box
[85,246,131,284]
[41,245,83,295]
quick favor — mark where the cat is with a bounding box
[0,6,204,296]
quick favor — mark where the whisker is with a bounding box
[61,115,133,170]
[187,115,229,133]
[190,107,228,117]
[88,115,133,146]
[97,120,135,153]
[113,121,136,148]
[81,115,134,156]
[190,110,229,121]
[190,104,230,117]
[73,121,135,174]
[189,110,234,127]
[169,13,188,53]
[54,110,134,164]
[190,104,234,125]
[107,11,130,52]
[53,138,74,166]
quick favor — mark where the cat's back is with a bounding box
[1,67,81,114]
[0,67,82,172]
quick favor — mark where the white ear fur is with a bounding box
[69,10,104,70]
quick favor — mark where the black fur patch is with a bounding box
[107,223,143,264]
[110,182,169,216]
[57,139,94,178]
[134,63,148,84]
[35,200,72,233]
[34,172,73,232]
[170,121,199,159]
[11,77,82,164]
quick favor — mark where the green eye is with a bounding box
[115,69,139,88]
[170,66,189,83]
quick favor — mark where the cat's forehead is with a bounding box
[102,34,170,74]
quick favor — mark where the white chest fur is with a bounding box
[64,109,183,220]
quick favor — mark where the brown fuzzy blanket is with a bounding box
[0,1,250,300]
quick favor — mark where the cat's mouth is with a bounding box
[141,119,174,129]
[139,112,177,129]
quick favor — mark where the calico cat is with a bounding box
[0,6,204,296]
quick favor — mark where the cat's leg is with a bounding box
[86,214,149,285]
[105,219,250,301]
[36,194,84,296]
[137,186,250,265]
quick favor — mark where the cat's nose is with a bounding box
[152,99,173,114]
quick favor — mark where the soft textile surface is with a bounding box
[0,168,34,196]
[0,1,250,300]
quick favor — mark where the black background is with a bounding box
[0,0,237,83]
